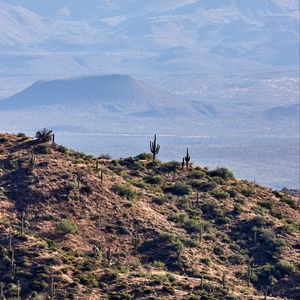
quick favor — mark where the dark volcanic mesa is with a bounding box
[0,74,215,119]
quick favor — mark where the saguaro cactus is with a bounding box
[100,169,104,184]
[132,232,140,254]
[184,148,191,169]
[222,272,226,289]
[17,281,20,300]
[49,276,55,300]
[106,247,112,267]
[0,282,4,300]
[247,259,252,286]
[30,151,36,168]
[150,134,160,161]
[21,212,26,234]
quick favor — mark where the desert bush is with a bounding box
[270,208,283,219]
[98,153,111,160]
[176,197,190,209]
[208,167,234,180]
[275,260,296,278]
[56,219,78,235]
[119,157,144,170]
[17,132,27,139]
[281,195,297,209]
[34,143,51,154]
[57,145,68,154]
[168,212,188,223]
[164,182,191,196]
[184,219,208,234]
[227,189,238,198]
[258,200,273,210]
[200,258,211,266]
[201,200,224,220]
[211,189,229,200]
[228,254,245,265]
[140,232,184,269]
[109,292,132,300]
[135,152,152,160]
[194,181,217,192]
[102,270,119,282]
[35,128,53,143]
[146,175,163,185]
[80,185,93,195]
[188,170,206,179]
[159,161,181,172]
[112,184,136,200]
[152,196,169,205]
[241,187,256,197]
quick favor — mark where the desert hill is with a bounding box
[0,132,299,300]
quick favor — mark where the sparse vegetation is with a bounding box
[0,133,298,300]
[112,184,136,200]
[56,219,78,235]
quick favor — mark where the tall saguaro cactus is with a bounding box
[150,134,160,161]
[184,148,191,169]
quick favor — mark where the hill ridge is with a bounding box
[0,132,299,299]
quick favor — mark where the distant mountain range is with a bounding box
[0,0,299,77]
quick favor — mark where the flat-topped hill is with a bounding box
[0,132,299,299]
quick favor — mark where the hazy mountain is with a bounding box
[263,103,300,120]
[0,0,298,77]
[0,74,214,118]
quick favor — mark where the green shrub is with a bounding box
[35,128,53,143]
[57,145,68,154]
[168,212,188,225]
[102,270,119,282]
[213,246,224,256]
[56,219,78,235]
[228,254,245,265]
[201,200,224,220]
[109,292,132,300]
[281,195,297,209]
[208,167,234,180]
[194,181,217,192]
[200,258,211,266]
[228,189,238,198]
[112,184,136,200]
[140,232,184,269]
[164,182,191,196]
[146,175,163,185]
[275,260,296,278]
[241,187,256,197]
[80,185,93,195]
[188,170,206,179]
[184,219,208,234]
[135,152,152,160]
[252,230,285,263]
[34,143,51,154]
[258,200,273,210]
[211,189,229,200]
[152,196,169,205]
[157,161,181,173]
[17,132,27,139]
[151,260,166,268]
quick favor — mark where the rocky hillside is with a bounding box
[0,132,299,300]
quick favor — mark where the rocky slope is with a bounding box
[0,132,299,300]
